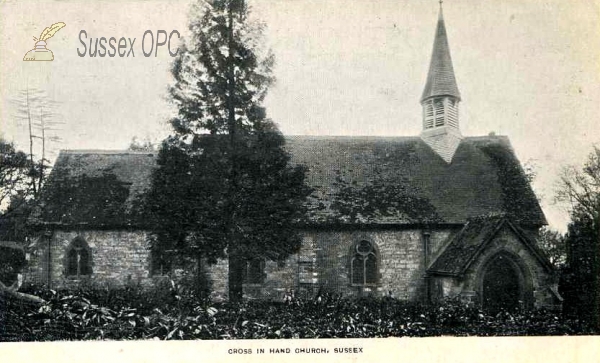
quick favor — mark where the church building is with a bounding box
[24,6,561,310]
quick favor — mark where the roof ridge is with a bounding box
[55,135,511,155]
[284,135,421,139]
[59,149,156,155]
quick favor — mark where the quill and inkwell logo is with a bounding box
[23,22,66,61]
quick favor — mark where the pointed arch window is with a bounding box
[66,238,92,278]
[350,240,379,286]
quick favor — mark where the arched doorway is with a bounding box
[481,253,524,312]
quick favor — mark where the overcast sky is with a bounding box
[2,0,600,232]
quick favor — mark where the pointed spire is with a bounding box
[420,3,462,164]
[421,3,461,102]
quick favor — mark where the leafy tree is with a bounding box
[0,139,34,295]
[0,138,43,242]
[1,89,60,301]
[3,89,62,243]
[557,146,600,328]
[537,227,566,269]
[0,139,32,211]
[146,0,310,301]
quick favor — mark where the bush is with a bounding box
[1,288,596,341]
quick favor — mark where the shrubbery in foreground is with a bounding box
[1,284,596,341]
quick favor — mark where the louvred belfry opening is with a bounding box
[420,3,463,163]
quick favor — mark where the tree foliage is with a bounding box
[2,88,62,241]
[0,139,32,211]
[3,286,595,341]
[480,143,544,224]
[558,147,600,224]
[557,146,600,328]
[331,177,440,224]
[537,227,566,269]
[146,0,310,301]
[169,0,274,136]
[0,138,44,244]
[0,140,36,292]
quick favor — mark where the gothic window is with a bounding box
[244,257,266,284]
[66,238,92,278]
[350,240,379,286]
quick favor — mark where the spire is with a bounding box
[421,3,460,102]
[419,3,462,164]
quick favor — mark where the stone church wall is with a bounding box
[205,234,314,302]
[24,229,152,289]
[22,225,556,309]
[206,228,455,302]
[312,229,426,299]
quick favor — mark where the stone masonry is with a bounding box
[24,230,152,289]
[206,228,458,301]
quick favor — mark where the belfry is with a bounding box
[420,3,462,163]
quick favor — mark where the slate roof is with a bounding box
[35,135,546,228]
[427,216,553,276]
[36,150,157,227]
[421,7,461,102]
[286,136,545,225]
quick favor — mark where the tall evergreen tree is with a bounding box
[558,147,600,329]
[146,0,310,301]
